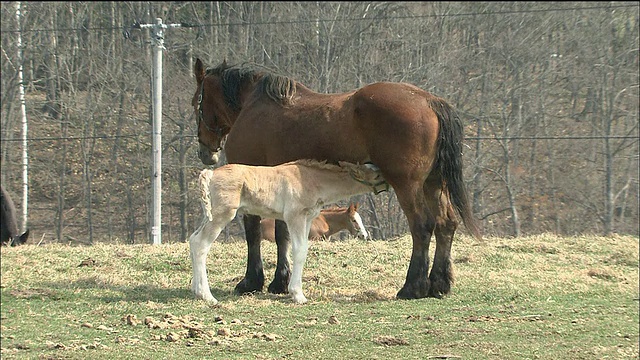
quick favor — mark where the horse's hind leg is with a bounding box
[235,214,265,294]
[267,219,291,294]
[394,181,436,299]
[424,179,459,298]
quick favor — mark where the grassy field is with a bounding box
[1,233,638,359]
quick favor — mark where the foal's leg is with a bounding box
[268,219,291,294]
[425,185,458,298]
[235,214,265,294]
[189,219,225,303]
[285,216,312,304]
[394,181,436,299]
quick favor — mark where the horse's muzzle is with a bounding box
[198,144,220,165]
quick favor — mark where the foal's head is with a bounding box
[338,161,386,190]
[346,203,370,240]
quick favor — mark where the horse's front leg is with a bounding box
[189,220,221,303]
[234,214,265,294]
[285,216,312,304]
[268,219,291,294]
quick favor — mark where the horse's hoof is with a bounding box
[195,292,218,304]
[428,277,451,299]
[267,280,289,294]
[289,290,308,304]
[396,281,429,299]
[291,295,308,304]
[205,296,219,305]
[268,270,290,294]
[234,278,263,295]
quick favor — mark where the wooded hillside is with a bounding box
[1,2,638,244]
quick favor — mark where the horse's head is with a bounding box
[346,203,370,240]
[1,230,29,247]
[339,161,388,195]
[192,58,232,165]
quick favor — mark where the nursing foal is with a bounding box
[189,159,385,304]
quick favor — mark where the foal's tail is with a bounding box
[429,97,482,240]
[198,170,214,222]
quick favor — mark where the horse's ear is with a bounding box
[348,203,356,213]
[194,58,205,84]
[222,58,228,67]
[353,203,359,211]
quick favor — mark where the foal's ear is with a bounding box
[194,58,205,84]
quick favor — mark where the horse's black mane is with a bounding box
[205,62,296,111]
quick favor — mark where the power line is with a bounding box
[1,134,638,143]
[0,3,636,34]
[467,135,640,141]
[0,134,146,142]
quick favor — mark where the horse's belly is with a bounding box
[225,111,369,166]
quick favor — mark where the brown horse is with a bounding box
[192,58,481,300]
[260,203,369,242]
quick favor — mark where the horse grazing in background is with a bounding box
[1,184,29,247]
[260,203,369,242]
[189,159,385,304]
[191,58,481,300]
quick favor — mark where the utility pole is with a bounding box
[137,18,183,245]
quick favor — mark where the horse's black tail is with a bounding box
[429,97,482,240]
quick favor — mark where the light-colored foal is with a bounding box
[188,160,385,304]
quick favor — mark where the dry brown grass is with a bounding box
[1,233,638,359]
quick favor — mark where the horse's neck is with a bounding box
[312,171,373,204]
[318,211,348,237]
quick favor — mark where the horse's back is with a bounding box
[227,80,443,183]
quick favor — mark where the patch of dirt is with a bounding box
[9,288,57,299]
[373,335,409,346]
[133,312,282,345]
[587,268,618,281]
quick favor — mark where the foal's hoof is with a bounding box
[234,277,263,295]
[289,289,307,304]
[195,292,219,305]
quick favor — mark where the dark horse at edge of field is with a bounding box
[191,58,481,299]
[1,184,29,247]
